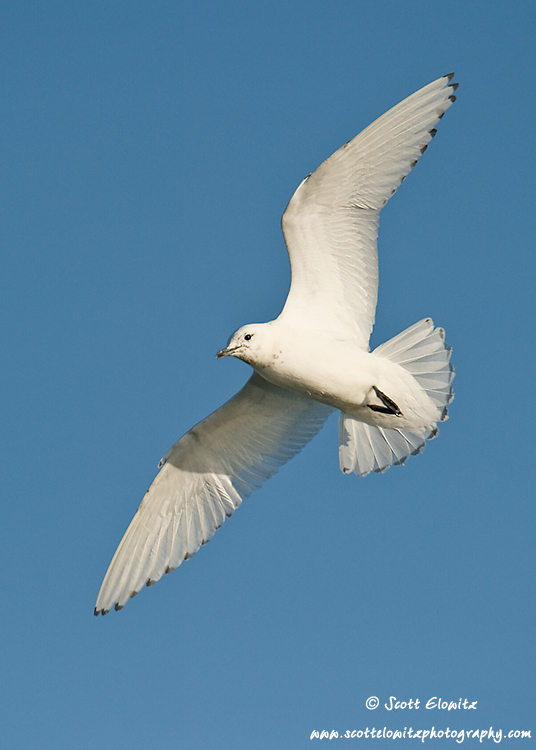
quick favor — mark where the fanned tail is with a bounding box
[339,318,454,476]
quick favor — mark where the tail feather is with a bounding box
[374,318,454,418]
[339,318,453,477]
[339,419,436,476]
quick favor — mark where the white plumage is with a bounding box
[95,74,457,615]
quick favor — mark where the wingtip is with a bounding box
[443,73,459,95]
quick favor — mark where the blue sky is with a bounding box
[2,1,535,747]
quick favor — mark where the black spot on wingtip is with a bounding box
[184,552,193,560]
[400,173,407,182]
[420,143,428,154]
[146,578,156,588]
[445,72,455,81]
[429,128,437,138]
[450,82,459,92]
[449,95,457,103]
[410,159,418,168]
[94,607,99,617]
[374,464,388,474]
[114,602,124,611]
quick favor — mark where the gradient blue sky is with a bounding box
[2,1,535,748]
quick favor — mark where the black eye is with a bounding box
[244,333,253,341]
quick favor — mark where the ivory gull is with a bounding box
[95,74,457,615]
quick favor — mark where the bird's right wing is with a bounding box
[279,74,458,349]
[95,373,333,615]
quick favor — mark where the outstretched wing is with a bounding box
[95,373,332,615]
[279,74,458,349]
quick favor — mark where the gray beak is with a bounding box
[216,346,235,358]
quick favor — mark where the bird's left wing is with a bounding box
[279,74,458,349]
[95,373,332,614]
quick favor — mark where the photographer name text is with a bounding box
[384,696,477,711]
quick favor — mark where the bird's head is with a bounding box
[216,323,274,367]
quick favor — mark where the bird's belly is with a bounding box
[254,343,436,429]
[254,346,378,413]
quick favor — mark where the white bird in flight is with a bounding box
[95,74,457,615]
